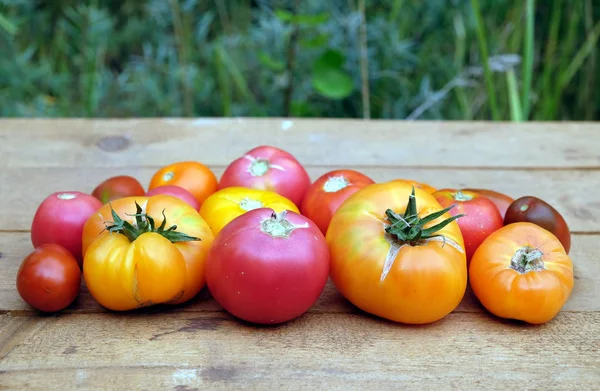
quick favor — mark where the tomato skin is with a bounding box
[301,169,375,235]
[16,244,81,312]
[433,189,504,264]
[82,195,214,310]
[92,175,145,204]
[463,188,514,219]
[469,222,574,324]
[146,185,200,211]
[504,196,571,253]
[218,145,311,207]
[205,208,330,325]
[149,161,218,206]
[326,181,467,324]
[391,179,437,193]
[200,187,299,235]
[31,192,103,266]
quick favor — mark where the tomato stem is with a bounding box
[249,159,270,176]
[510,246,545,273]
[323,176,350,193]
[261,210,297,238]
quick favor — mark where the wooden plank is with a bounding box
[1,312,598,389]
[2,166,598,232]
[1,232,598,314]
[1,119,599,168]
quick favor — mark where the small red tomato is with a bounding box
[146,185,200,210]
[464,188,514,219]
[433,189,504,264]
[205,208,330,325]
[92,175,146,204]
[301,169,375,234]
[31,192,103,266]
[219,145,311,207]
[16,244,82,312]
[504,196,571,253]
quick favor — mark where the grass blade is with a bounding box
[522,0,535,119]
[538,0,562,120]
[559,19,600,90]
[507,69,523,122]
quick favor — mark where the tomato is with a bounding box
[205,208,330,324]
[433,189,504,264]
[199,186,299,235]
[301,169,375,235]
[391,179,437,193]
[469,222,574,324]
[326,182,467,324]
[504,196,571,253]
[16,244,81,312]
[92,175,145,204]
[218,145,310,207]
[31,192,103,266]
[463,188,514,219]
[149,161,218,206]
[82,195,214,311]
[146,185,200,211]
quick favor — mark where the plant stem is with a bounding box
[507,69,523,122]
[538,0,562,120]
[358,0,370,119]
[470,0,500,120]
[522,0,535,119]
[283,0,301,117]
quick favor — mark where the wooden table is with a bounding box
[1,119,599,390]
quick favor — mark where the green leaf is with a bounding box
[312,50,353,100]
[300,34,329,48]
[314,49,345,69]
[257,52,285,71]
[275,9,294,22]
[294,13,329,25]
[0,13,17,36]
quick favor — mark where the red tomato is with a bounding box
[301,169,375,235]
[16,244,81,312]
[219,145,311,207]
[92,175,145,204]
[433,189,504,264]
[146,185,200,211]
[463,188,514,219]
[31,192,103,266]
[205,208,330,324]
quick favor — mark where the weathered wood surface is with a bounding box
[1,119,599,390]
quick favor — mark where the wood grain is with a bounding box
[1,232,597,314]
[1,119,599,168]
[2,167,598,232]
[1,311,599,390]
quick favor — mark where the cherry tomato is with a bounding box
[391,179,437,193]
[31,191,103,266]
[463,188,514,219]
[433,189,504,264]
[92,175,145,204]
[16,244,81,312]
[149,161,218,206]
[301,169,374,235]
[504,196,571,253]
[218,145,311,207]
[205,208,330,325]
[146,185,200,211]
[469,222,574,324]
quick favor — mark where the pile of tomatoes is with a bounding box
[16,145,574,326]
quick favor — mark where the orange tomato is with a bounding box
[199,187,299,235]
[469,222,574,324]
[149,161,217,206]
[82,195,214,311]
[391,178,437,193]
[326,181,467,324]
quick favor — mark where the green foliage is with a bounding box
[0,0,598,120]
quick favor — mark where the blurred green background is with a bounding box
[1,0,598,120]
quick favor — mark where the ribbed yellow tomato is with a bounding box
[199,187,299,235]
[326,181,467,324]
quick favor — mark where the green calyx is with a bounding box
[104,202,201,243]
[384,188,464,246]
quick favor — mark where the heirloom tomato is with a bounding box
[433,189,504,264]
[92,175,145,204]
[149,161,218,206]
[146,185,200,211]
[469,222,574,324]
[16,243,81,312]
[199,186,298,235]
[218,145,310,207]
[81,195,214,311]
[463,188,514,219]
[205,208,330,325]
[504,196,571,253]
[391,179,437,193]
[31,191,103,266]
[326,182,467,324]
[301,169,375,235]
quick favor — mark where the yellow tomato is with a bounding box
[199,187,299,235]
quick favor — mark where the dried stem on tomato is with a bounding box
[104,202,200,243]
[385,188,464,246]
